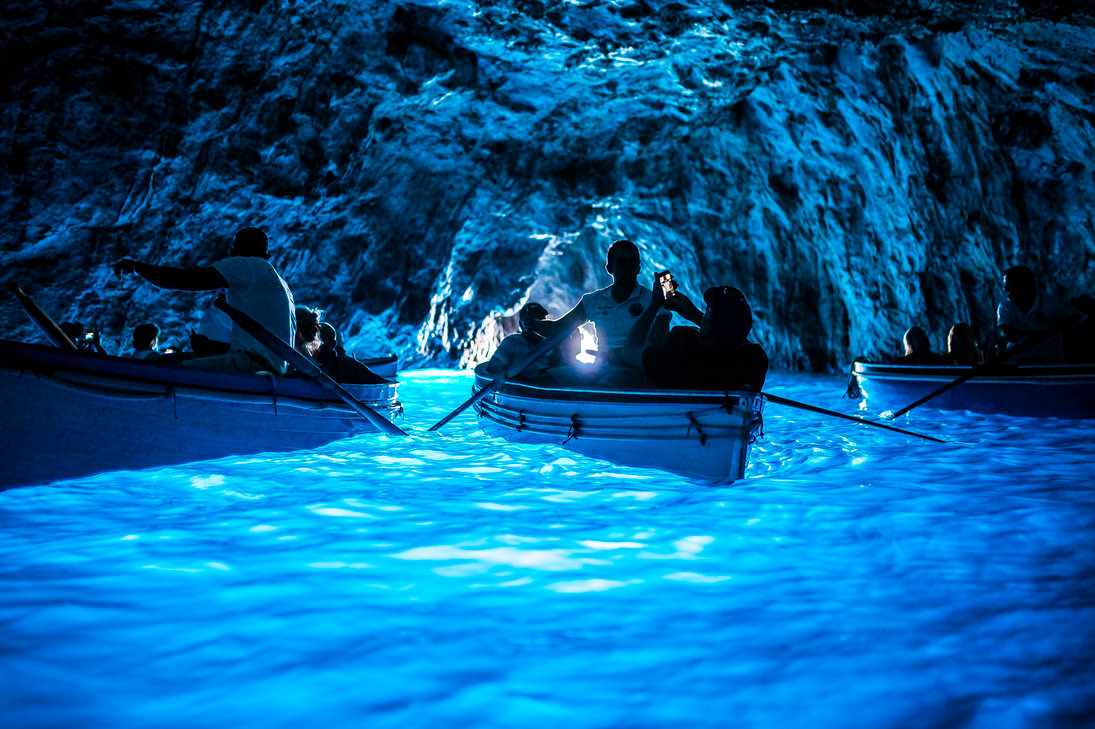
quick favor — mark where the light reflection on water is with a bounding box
[2,370,1095,728]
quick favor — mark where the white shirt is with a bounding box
[996,291,1073,363]
[579,283,653,353]
[213,257,296,373]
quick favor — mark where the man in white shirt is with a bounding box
[535,240,669,372]
[996,265,1082,363]
[113,227,297,373]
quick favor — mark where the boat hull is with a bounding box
[472,368,764,481]
[0,340,402,488]
[852,361,1095,419]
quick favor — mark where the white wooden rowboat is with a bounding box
[0,339,403,489]
[471,365,764,481]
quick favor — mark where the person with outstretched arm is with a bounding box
[113,226,297,374]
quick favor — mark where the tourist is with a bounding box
[314,322,387,384]
[483,302,557,381]
[893,327,946,365]
[945,323,982,366]
[295,306,323,357]
[131,323,162,360]
[113,226,296,374]
[60,322,108,355]
[623,276,768,392]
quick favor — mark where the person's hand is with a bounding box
[650,273,667,309]
[113,259,138,279]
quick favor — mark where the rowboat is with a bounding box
[0,339,403,489]
[471,365,765,481]
[850,361,1095,419]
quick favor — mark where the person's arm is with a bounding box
[662,289,703,326]
[114,259,227,291]
[529,300,587,341]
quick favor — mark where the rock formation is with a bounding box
[2,0,1093,370]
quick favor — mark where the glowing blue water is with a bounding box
[2,370,1094,728]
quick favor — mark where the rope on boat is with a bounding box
[748,413,764,444]
[844,364,862,399]
[564,413,582,444]
[685,412,708,445]
[46,372,174,401]
[516,410,527,433]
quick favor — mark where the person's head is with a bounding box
[702,286,753,344]
[231,227,270,258]
[605,239,641,287]
[59,322,83,340]
[295,306,323,356]
[316,322,340,364]
[133,323,160,352]
[1003,265,1036,310]
[518,302,549,335]
[903,326,930,355]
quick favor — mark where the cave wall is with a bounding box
[2,0,1093,369]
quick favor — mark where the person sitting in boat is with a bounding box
[60,322,108,355]
[483,302,559,381]
[130,323,162,361]
[623,277,768,391]
[944,323,983,366]
[113,226,297,374]
[893,327,947,365]
[314,322,389,384]
[295,306,323,357]
[530,239,671,378]
[995,265,1092,363]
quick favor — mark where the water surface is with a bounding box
[2,371,1094,728]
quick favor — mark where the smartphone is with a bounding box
[657,270,676,298]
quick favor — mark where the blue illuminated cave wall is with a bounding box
[2,1,1093,370]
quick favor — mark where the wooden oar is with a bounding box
[214,296,407,437]
[429,325,576,432]
[763,392,945,443]
[8,283,79,351]
[887,316,1080,419]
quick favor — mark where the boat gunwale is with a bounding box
[1,339,397,406]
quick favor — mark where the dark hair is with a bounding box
[904,326,930,353]
[317,322,340,359]
[1003,265,1035,290]
[518,302,549,332]
[133,323,159,349]
[295,306,323,341]
[233,227,269,258]
[606,239,639,266]
[703,287,753,341]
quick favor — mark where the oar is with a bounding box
[429,325,575,432]
[763,392,945,443]
[214,296,407,437]
[887,316,1080,419]
[8,283,79,351]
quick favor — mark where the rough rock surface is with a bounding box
[2,0,1093,369]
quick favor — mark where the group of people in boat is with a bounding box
[110,226,386,384]
[889,265,1095,367]
[483,239,769,392]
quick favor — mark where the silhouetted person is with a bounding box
[533,239,669,371]
[483,302,557,381]
[314,322,387,384]
[625,277,768,391]
[295,306,323,357]
[113,227,297,374]
[893,327,946,365]
[996,265,1093,363]
[131,323,161,360]
[945,323,982,366]
[60,322,107,355]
